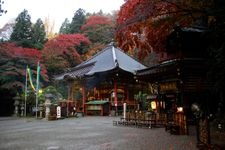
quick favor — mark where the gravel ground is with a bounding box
[0,116,198,150]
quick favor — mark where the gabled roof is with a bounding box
[55,44,146,80]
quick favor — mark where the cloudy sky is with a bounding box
[0,0,125,32]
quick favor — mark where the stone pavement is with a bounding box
[0,116,198,150]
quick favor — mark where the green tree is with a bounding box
[59,18,71,34]
[70,8,86,33]
[10,9,33,48]
[39,86,63,104]
[31,18,46,50]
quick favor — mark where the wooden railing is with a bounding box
[113,111,167,128]
[165,112,188,135]
[113,111,188,135]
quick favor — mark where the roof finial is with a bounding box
[109,39,115,47]
[112,44,118,66]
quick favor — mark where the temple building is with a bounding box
[55,43,147,116]
[136,26,211,135]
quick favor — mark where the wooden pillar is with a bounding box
[67,84,71,100]
[71,89,73,101]
[82,86,86,115]
[101,105,103,116]
[94,87,97,99]
[109,102,111,114]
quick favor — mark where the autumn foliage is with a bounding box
[81,15,112,30]
[42,34,91,75]
[81,15,115,44]
[0,42,48,89]
[116,0,213,60]
[1,43,41,60]
[83,43,106,60]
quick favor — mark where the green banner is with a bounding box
[27,67,36,91]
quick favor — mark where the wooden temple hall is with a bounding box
[135,26,210,135]
[55,43,147,116]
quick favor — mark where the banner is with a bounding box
[27,64,41,93]
[27,67,36,91]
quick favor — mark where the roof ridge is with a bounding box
[112,46,118,66]
[77,45,113,67]
[115,47,148,68]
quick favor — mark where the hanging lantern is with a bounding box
[177,107,183,112]
[151,101,157,110]
[111,92,115,98]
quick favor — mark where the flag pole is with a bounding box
[35,62,40,119]
[25,65,28,117]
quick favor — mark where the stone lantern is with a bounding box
[44,93,53,119]
[20,104,24,116]
[39,103,44,118]
[13,94,20,117]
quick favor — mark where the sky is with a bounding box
[0,0,125,32]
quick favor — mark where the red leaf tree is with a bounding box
[81,15,114,44]
[116,0,212,62]
[42,34,91,76]
[0,42,48,90]
[81,15,112,30]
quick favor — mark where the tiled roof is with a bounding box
[55,44,146,80]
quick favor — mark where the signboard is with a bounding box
[160,82,178,92]
[57,106,61,119]
[87,105,101,110]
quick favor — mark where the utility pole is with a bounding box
[25,66,28,117]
